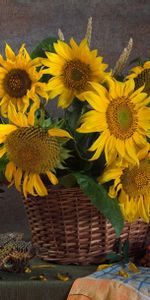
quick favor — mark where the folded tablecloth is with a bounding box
[67,264,150,300]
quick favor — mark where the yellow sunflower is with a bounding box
[77,78,150,165]
[127,61,150,95]
[42,38,108,108]
[0,103,72,197]
[0,44,48,116]
[99,150,150,223]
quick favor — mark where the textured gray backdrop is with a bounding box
[0,0,150,240]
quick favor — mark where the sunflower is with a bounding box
[0,44,48,116]
[127,61,150,96]
[42,38,108,108]
[77,78,150,165]
[99,151,150,223]
[0,103,72,197]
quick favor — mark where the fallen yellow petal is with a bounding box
[56,273,70,282]
[118,269,129,278]
[128,262,140,273]
[96,264,112,271]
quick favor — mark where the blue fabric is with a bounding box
[88,263,150,298]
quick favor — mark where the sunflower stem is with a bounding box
[39,104,46,126]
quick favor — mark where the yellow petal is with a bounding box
[132,132,147,147]
[14,168,22,192]
[18,44,30,62]
[48,128,72,139]
[58,90,74,108]
[44,52,65,65]
[0,147,6,158]
[77,111,106,133]
[70,38,79,55]
[129,66,143,75]
[118,269,129,278]
[143,61,150,69]
[46,171,58,185]
[105,135,117,165]
[125,138,139,165]
[27,173,37,196]
[89,131,109,160]
[142,195,150,222]
[56,273,69,282]
[130,84,145,99]
[96,264,112,271]
[138,195,149,222]
[107,78,117,99]
[54,41,72,60]
[45,63,62,76]
[46,77,63,90]
[128,262,140,274]
[137,144,150,160]
[79,38,88,49]
[36,86,49,101]
[116,139,125,158]
[17,112,28,127]
[5,44,15,61]
[0,124,17,136]
[79,91,108,112]
[131,92,147,104]
[0,95,9,108]
[89,82,108,98]
[49,85,64,98]
[33,174,48,196]
[99,168,122,184]
[5,161,16,182]
[28,102,39,126]
[115,81,125,97]
[124,79,135,96]
[138,106,150,120]
[0,135,7,143]
[8,103,24,126]
[108,185,118,198]
[23,173,29,198]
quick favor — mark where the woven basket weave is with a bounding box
[24,187,149,265]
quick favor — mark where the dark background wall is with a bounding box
[0,0,150,240]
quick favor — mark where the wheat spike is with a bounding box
[112,38,133,77]
[58,28,65,41]
[85,17,92,46]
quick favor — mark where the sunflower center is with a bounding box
[121,161,150,197]
[134,69,150,95]
[106,98,138,139]
[3,68,31,98]
[63,59,91,91]
[5,127,60,173]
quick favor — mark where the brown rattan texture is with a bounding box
[23,187,149,265]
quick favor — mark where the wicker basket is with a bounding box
[23,187,149,265]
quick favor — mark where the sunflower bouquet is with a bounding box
[0,19,150,236]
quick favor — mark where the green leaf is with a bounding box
[106,252,122,262]
[74,173,124,237]
[0,155,8,182]
[64,98,86,134]
[115,74,124,82]
[60,174,77,188]
[129,56,143,66]
[64,98,94,160]
[122,240,129,263]
[41,117,53,129]
[31,37,57,59]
